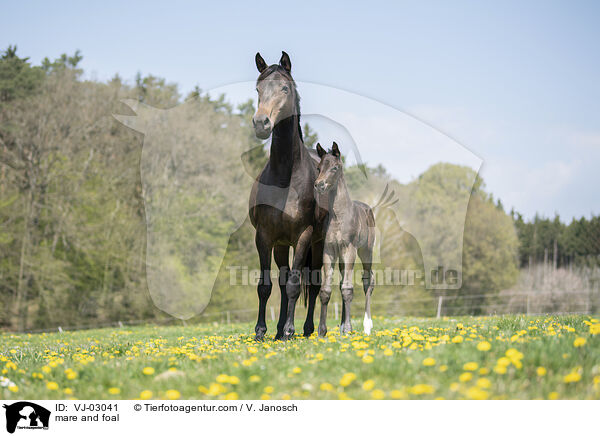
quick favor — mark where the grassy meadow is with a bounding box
[1,315,599,400]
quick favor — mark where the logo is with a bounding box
[2,402,50,434]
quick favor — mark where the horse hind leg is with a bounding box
[358,246,375,335]
[339,248,356,336]
[304,239,323,337]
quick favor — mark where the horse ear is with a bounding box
[316,143,326,158]
[255,52,268,73]
[332,141,341,158]
[279,51,291,73]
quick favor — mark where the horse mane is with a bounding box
[257,65,303,142]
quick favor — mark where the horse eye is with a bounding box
[282,86,289,93]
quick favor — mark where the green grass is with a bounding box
[1,315,599,400]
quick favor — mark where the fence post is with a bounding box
[436,296,443,319]
[270,307,275,322]
[226,311,231,324]
[526,294,531,315]
[334,302,339,320]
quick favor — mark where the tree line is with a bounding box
[0,46,595,331]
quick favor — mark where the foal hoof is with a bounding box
[318,324,327,337]
[340,323,352,336]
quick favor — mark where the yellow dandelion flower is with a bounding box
[46,381,59,390]
[362,379,375,391]
[260,394,270,400]
[422,357,436,366]
[383,348,393,356]
[439,365,448,372]
[452,336,464,344]
[165,389,181,400]
[573,337,586,347]
[247,346,258,354]
[320,382,334,391]
[410,384,434,395]
[63,388,73,395]
[292,367,302,374]
[390,389,405,399]
[264,386,274,394]
[140,390,153,400]
[463,362,478,371]
[340,372,357,387]
[362,355,374,364]
[142,367,155,375]
[536,367,547,377]
[476,378,491,389]
[477,341,491,351]
[371,389,385,399]
[224,392,239,400]
[563,372,581,383]
[216,374,229,383]
[466,386,489,400]
[459,372,472,382]
[249,375,261,383]
[108,387,120,395]
[281,394,291,400]
[548,392,559,400]
[8,385,18,393]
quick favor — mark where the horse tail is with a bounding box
[302,246,312,307]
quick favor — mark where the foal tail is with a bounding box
[302,246,312,307]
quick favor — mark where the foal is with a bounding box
[314,142,376,336]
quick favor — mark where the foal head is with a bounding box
[314,142,343,194]
[253,51,300,139]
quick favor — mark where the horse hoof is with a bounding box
[274,332,284,341]
[303,323,315,337]
[255,333,265,342]
[318,325,327,337]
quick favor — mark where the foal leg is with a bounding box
[318,245,336,337]
[304,238,324,337]
[254,232,273,341]
[283,226,313,340]
[358,246,375,335]
[339,246,356,336]
[274,245,290,340]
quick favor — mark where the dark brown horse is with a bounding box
[249,51,325,340]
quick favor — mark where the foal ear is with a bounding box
[279,51,291,73]
[331,141,341,158]
[316,143,326,158]
[255,52,268,73]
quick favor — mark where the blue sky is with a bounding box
[2,0,598,220]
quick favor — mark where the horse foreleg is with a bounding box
[283,226,313,340]
[318,247,336,337]
[274,245,290,340]
[254,232,273,341]
[303,238,323,337]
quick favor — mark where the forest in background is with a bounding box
[0,47,598,331]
